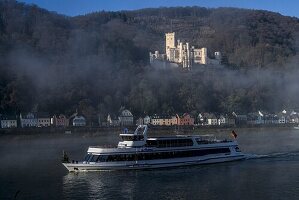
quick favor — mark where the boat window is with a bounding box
[90,155,99,162]
[99,148,231,162]
[121,136,131,141]
[98,155,108,162]
[106,155,114,162]
[155,139,193,148]
[84,154,92,161]
[121,135,144,141]
[196,138,220,145]
[96,156,101,162]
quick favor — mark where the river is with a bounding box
[1,127,299,200]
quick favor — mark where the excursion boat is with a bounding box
[62,125,245,172]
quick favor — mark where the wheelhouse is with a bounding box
[120,134,145,141]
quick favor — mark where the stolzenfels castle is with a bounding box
[150,32,221,69]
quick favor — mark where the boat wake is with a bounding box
[244,151,299,160]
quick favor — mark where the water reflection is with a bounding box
[62,163,245,200]
[63,171,139,200]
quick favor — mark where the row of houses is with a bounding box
[235,110,299,125]
[146,113,194,126]
[0,113,86,129]
[135,113,230,126]
[0,109,135,129]
[104,112,195,127]
[2,109,299,129]
[134,110,299,127]
[198,110,299,126]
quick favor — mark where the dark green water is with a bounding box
[1,128,299,200]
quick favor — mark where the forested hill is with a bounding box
[125,7,299,68]
[1,1,299,122]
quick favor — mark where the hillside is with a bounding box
[1,1,299,122]
[125,7,299,68]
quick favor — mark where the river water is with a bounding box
[1,127,299,200]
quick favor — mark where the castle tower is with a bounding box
[178,42,183,63]
[165,32,176,60]
[201,48,208,64]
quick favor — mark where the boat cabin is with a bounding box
[118,125,148,148]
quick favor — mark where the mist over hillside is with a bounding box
[1,1,299,122]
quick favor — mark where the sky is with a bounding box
[19,0,299,18]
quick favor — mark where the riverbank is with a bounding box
[0,123,297,136]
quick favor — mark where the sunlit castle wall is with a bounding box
[193,48,207,64]
[165,32,176,60]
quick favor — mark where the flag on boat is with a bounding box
[231,130,237,139]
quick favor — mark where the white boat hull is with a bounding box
[63,154,246,172]
[62,125,245,172]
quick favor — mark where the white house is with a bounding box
[72,116,86,126]
[1,115,17,128]
[277,110,289,124]
[119,109,134,126]
[208,117,218,125]
[218,115,226,125]
[20,113,38,128]
[201,113,218,125]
